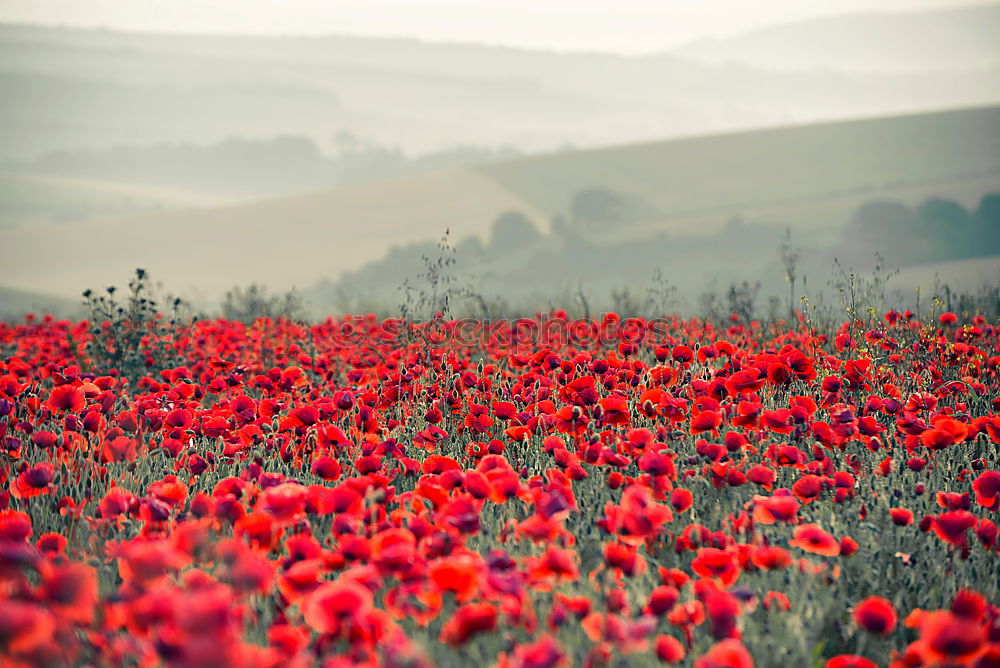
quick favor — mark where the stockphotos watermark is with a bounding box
[328,315,675,349]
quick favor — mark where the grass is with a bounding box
[478,105,1000,228]
[0,169,219,227]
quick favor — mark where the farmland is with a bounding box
[0,279,998,666]
[2,105,997,308]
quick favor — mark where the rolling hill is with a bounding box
[673,3,1000,73]
[0,168,549,301]
[0,285,83,321]
[888,256,1000,298]
[478,105,1000,244]
[0,169,225,228]
[1,105,997,313]
[2,20,999,164]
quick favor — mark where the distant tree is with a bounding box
[916,198,971,259]
[842,201,925,266]
[849,201,914,242]
[490,210,542,252]
[455,235,484,257]
[570,187,626,227]
[972,193,1000,256]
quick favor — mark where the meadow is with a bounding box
[0,270,998,667]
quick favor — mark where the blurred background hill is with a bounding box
[0,3,998,317]
[674,3,1000,72]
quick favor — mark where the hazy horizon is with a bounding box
[2,0,996,54]
[1,1,998,318]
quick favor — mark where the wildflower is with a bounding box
[852,597,897,634]
[789,524,840,556]
[695,639,753,668]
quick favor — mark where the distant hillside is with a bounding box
[1,22,999,163]
[674,3,1000,72]
[0,168,549,300]
[479,105,1000,240]
[7,136,517,215]
[888,256,1000,297]
[2,105,997,307]
[0,285,82,320]
[0,169,225,228]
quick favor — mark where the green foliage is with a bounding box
[81,268,188,381]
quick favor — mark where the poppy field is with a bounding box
[1,304,999,667]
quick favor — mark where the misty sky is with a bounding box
[1,0,993,53]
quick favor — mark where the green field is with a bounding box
[0,169,222,228]
[479,105,1000,239]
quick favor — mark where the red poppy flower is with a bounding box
[750,546,792,571]
[747,465,776,491]
[655,634,686,663]
[164,407,193,429]
[889,507,914,526]
[764,591,791,611]
[301,579,373,634]
[46,384,86,413]
[603,541,646,577]
[598,396,631,426]
[972,470,1000,509]
[100,436,138,463]
[256,483,308,524]
[0,600,56,656]
[825,656,877,668]
[0,510,33,543]
[751,494,799,524]
[725,369,765,397]
[670,488,693,513]
[704,589,741,640]
[950,588,987,620]
[370,528,417,573]
[789,524,840,556]
[439,495,481,534]
[792,475,827,503]
[276,558,322,604]
[852,596,897,634]
[839,536,859,557]
[646,586,681,616]
[35,532,67,557]
[921,418,969,450]
[40,562,98,624]
[760,409,794,434]
[694,639,753,668]
[234,511,280,550]
[669,600,705,629]
[12,462,55,499]
[439,602,497,646]
[311,455,342,480]
[527,546,579,583]
[118,539,184,584]
[612,485,673,544]
[689,406,722,435]
[691,548,740,586]
[506,635,566,668]
[930,511,977,546]
[429,552,482,601]
[906,610,987,665]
